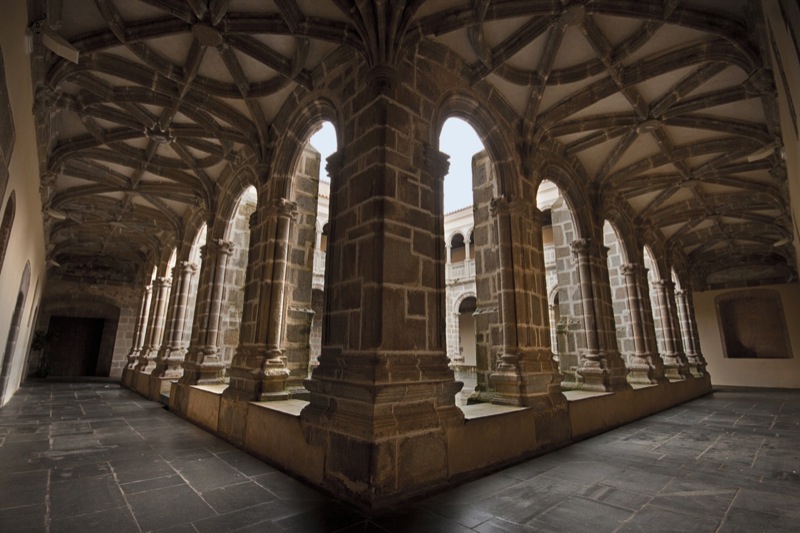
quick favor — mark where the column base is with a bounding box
[179,346,226,385]
[661,352,691,380]
[577,350,631,392]
[225,345,290,401]
[260,352,290,401]
[685,353,707,378]
[489,351,567,409]
[626,353,669,385]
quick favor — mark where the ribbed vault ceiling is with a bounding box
[30,0,794,288]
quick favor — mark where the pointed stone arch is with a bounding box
[0,261,30,405]
[0,190,15,276]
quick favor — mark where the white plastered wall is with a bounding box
[0,0,46,404]
[694,283,800,389]
[762,1,800,273]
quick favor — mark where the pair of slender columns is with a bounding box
[224,198,296,401]
[652,280,692,379]
[676,288,707,377]
[619,263,666,384]
[124,284,152,372]
[569,238,630,391]
[178,239,234,384]
[135,276,173,374]
[148,261,199,389]
[488,196,568,407]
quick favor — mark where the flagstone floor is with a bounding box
[1,381,798,532]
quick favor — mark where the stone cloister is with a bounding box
[0,0,797,514]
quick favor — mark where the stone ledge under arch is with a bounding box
[156,375,711,511]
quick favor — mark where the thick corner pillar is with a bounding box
[571,239,629,391]
[178,239,234,386]
[675,288,708,378]
[652,280,690,380]
[224,199,295,404]
[488,196,567,409]
[136,276,172,374]
[148,261,198,397]
[122,284,152,387]
[620,263,666,384]
[300,73,464,508]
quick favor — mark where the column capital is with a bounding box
[419,144,450,181]
[203,238,234,258]
[178,261,198,275]
[266,198,298,220]
[652,279,674,290]
[153,276,172,287]
[489,195,532,218]
[325,150,345,182]
[620,262,640,276]
[368,64,400,95]
[570,237,592,255]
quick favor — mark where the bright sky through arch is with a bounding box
[309,121,337,181]
[440,117,484,213]
[310,118,484,213]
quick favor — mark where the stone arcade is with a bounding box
[0,0,798,514]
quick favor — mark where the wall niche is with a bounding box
[715,289,793,359]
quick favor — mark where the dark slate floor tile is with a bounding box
[370,506,474,533]
[111,456,176,484]
[597,467,673,495]
[171,455,247,492]
[120,473,186,495]
[418,502,496,528]
[49,474,127,518]
[50,506,140,533]
[253,471,329,502]
[0,470,48,509]
[274,502,367,532]
[717,506,799,532]
[216,450,279,477]
[126,483,215,531]
[50,461,112,482]
[0,503,47,532]
[474,517,537,533]
[579,482,651,511]
[524,495,633,532]
[200,480,277,514]
[191,499,301,533]
[729,487,800,516]
[616,505,721,532]
[475,475,582,522]
[649,478,738,519]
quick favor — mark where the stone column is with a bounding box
[178,238,234,385]
[594,245,630,388]
[122,284,152,387]
[621,263,666,383]
[148,261,198,397]
[548,303,559,364]
[676,288,708,377]
[223,199,296,405]
[571,239,629,391]
[652,280,689,379]
[489,197,567,410]
[258,198,296,399]
[445,243,452,264]
[136,276,172,375]
[300,70,465,507]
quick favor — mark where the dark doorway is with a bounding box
[47,316,106,376]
